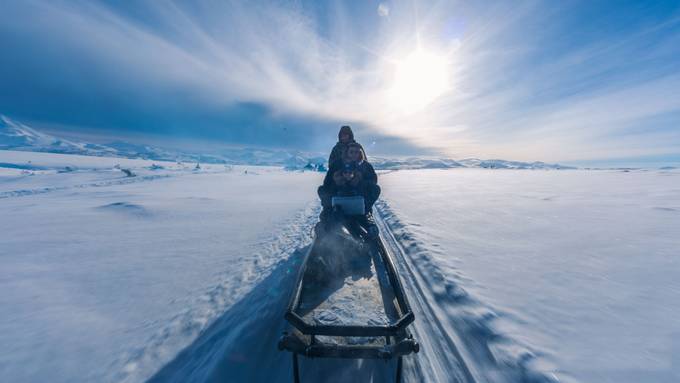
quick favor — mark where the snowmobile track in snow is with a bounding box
[375,211,478,383]
[0,174,173,199]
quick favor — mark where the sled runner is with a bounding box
[278,210,419,383]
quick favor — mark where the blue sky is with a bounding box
[1,0,679,164]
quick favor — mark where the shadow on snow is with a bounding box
[148,244,397,383]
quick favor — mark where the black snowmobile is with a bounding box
[278,196,419,382]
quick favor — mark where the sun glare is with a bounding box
[387,49,450,113]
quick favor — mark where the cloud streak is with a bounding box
[1,0,679,164]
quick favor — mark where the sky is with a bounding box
[1,0,679,165]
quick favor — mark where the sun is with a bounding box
[387,49,450,113]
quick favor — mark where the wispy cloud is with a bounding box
[1,0,679,163]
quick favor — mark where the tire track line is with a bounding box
[376,209,480,383]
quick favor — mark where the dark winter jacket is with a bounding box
[328,126,365,167]
[333,167,364,196]
[322,160,377,197]
[354,160,377,185]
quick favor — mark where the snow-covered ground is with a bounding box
[0,150,322,382]
[2,150,679,383]
[378,168,680,383]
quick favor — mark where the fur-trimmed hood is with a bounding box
[338,125,354,142]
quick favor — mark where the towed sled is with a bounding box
[278,197,419,382]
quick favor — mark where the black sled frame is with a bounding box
[278,220,419,382]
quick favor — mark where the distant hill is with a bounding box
[368,156,573,170]
[1,115,574,170]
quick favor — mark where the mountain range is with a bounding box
[0,115,573,170]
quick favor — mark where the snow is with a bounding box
[297,243,398,330]
[1,115,76,149]
[0,150,323,382]
[377,168,680,383]
[3,148,678,383]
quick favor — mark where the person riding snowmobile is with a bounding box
[328,125,364,168]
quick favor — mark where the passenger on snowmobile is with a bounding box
[332,162,363,196]
[344,143,380,212]
[328,125,364,168]
[317,143,380,235]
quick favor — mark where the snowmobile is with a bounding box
[278,196,419,383]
